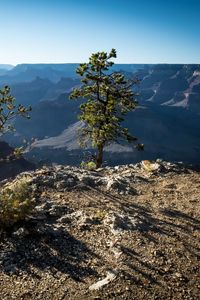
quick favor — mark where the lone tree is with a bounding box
[70,49,142,168]
[0,85,31,134]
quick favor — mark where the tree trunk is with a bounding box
[96,144,104,168]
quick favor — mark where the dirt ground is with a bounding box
[0,168,199,300]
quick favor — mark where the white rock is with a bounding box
[89,270,118,290]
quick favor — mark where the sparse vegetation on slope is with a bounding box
[0,177,36,227]
[0,161,199,299]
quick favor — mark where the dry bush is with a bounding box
[0,177,36,227]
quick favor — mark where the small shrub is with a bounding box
[94,210,107,221]
[141,160,160,172]
[81,160,96,170]
[0,177,36,227]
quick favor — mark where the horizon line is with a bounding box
[1,62,200,67]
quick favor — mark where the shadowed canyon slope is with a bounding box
[1,63,200,166]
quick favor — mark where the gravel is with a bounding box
[0,161,199,299]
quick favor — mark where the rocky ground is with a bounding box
[0,161,199,300]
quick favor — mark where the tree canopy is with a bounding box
[0,85,31,134]
[70,49,142,168]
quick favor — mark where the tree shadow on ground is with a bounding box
[92,187,199,238]
[0,204,99,281]
[160,208,200,227]
[80,186,200,286]
[160,207,200,259]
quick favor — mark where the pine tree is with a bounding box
[70,49,142,168]
[0,85,31,134]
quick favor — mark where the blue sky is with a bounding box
[0,0,199,64]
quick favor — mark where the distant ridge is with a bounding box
[0,63,151,84]
[1,63,200,166]
[0,64,14,70]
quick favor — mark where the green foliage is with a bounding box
[0,177,36,227]
[81,160,96,170]
[12,147,24,159]
[70,49,141,168]
[0,85,31,134]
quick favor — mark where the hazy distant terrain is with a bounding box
[1,63,200,166]
[0,64,13,70]
[0,64,14,76]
